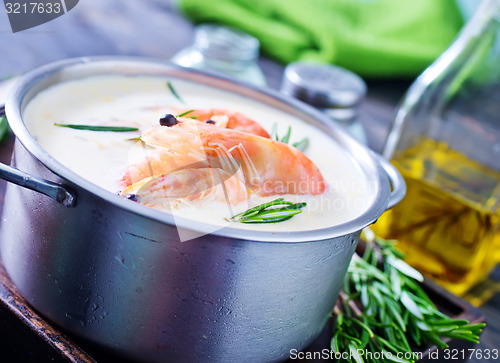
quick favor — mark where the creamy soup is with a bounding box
[24,75,374,232]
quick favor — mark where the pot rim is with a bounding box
[5,56,391,242]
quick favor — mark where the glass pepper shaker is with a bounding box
[280,62,367,144]
[372,0,500,300]
[171,23,267,86]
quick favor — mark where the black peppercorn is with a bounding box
[159,114,178,127]
[125,194,139,202]
[205,120,216,124]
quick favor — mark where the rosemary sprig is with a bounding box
[176,109,195,118]
[271,122,279,141]
[167,81,185,104]
[227,198,306,224]
[54,123,139,132]
[0,116,10,143]
[332,229,485,362]
[271,122,309,152]
[292,138,309,152]
[281,125,292,144]
[125,136,142,141]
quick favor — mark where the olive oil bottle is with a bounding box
[372,139,500,296]
[377,0,500,301]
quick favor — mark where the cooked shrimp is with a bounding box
[181,108,270,138]
[120,148,210,187]
[121,119,326,196]
[121,168,248,209]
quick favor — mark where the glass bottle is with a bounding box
[171,24,267,86]
[372,0,500,300]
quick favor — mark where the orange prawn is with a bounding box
[121,168,248,208]
[180,108,270,138]
[120,118,325,196]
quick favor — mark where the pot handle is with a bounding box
[0,106,76,207]
[376,154,406,210]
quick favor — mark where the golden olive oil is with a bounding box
[372,139,500,296]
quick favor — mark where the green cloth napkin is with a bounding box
[177,0,464,78]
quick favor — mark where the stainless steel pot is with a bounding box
[0,57,405,362]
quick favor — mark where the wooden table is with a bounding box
[0,0,499,361]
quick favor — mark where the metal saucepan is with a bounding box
[0,57,405,362]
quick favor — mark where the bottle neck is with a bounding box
[383,0,500,159]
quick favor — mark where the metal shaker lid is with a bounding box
[281,62,367,110]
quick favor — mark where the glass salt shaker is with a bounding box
[171,23,267,86]
[280,62,367,144]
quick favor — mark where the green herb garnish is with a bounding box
[176,109,195,118]
[167,81,185,104]
[54,123,139,132]
[271,122,309,152]
[332,229,485,362]
[292,138,309,152]
[271,123,278,141]
[228,198,306,224]
[280,126,292,144]
[126,136,142,141]
[0,116,10,143]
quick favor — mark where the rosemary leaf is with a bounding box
[348,343,364,363]
[256,205,304,216]
[271,123,278,141]
[243,208,302,221]
[238,210,261,219]
[292,138,309,152]
[433,325,461,333]
[270,122,309,152]
[388,255,424,281]
[331,334,340,354]
[126,136,142,141]
[461,323,486,330]
[390,267,402,300]
[54,123,138,132]
[280,126,291,144]
[386,300,405,332]
[425,333,448,349]
[400,291,424,320]
[235,198,285,217]
[441,333,479,343]
[228,198,306,224]
[240,215,295,224]
[0,116,10,143]
[359,329,370,349]
[340,333,362,346]
[415,320,431,331]
[431,319,469,326]
[351,319,374,338]
[167,81,185,104]
[231,198,287,220]
[176,109,195,118]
